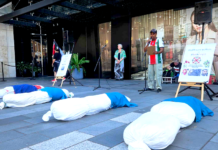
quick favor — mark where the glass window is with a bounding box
[99,22,111,78]
[31,37,48,76]
[131,4,218,79]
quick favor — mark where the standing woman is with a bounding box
[114,44,126,80]
[52,48,61,82]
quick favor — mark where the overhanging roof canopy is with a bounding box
[0,0,217,29]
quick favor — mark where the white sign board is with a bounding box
[56,54,72,77]
[179,44,216,83]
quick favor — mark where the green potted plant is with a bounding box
[16,61,28,77]
[70,53,90,79]
[27,64,40,77]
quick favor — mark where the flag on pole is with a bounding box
[53,40,64,57]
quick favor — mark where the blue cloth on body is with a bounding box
[40,87,67,101]
[106,92,138,108]
[163,96,214,122]
[12,84,37,94]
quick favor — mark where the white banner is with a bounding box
[56,54,72,77]
[179,44,216,83]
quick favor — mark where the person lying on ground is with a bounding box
[0,84,44,99]
[42,92,137,122]
[0,87,73,109]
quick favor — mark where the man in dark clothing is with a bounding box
[169,59,182,77]
[52,48,62,82]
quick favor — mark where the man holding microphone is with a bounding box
[144,29,164,92]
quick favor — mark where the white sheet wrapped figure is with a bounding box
[124,112,180,150]
[151,101,195,128]
[0,84,44,98]
[42,92,137,122]
[123,96,214,150]
[0,87,73,109]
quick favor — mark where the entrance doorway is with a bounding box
[31,35,48,76]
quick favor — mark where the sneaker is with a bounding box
[157,89,162,93]
[51,79,56,82]
[147,88,154,91]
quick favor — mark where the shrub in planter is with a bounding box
[70,53,89,79]
[16,61,28,77]
[27,64,41,77]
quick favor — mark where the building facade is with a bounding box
[0,0,218,80]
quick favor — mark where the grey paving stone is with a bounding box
[205,104,218,111]
[0,133,49,150]
[110,142,128,150]
[66,141,109,150]
[0,116,30,126]
[213,106,218,112]
[30,131,93,150]
[24,116,46,124]
[134,106,153,114]
[0,110,35,120]
[78,112,118,124]
[0,130,24,143]
[110,112,142,124]
[105,107,141,116]
[0,108,18,115]
[211,132,218,143]
[164,145,188,150]
[16,121,63,134]
[0,121,32,133]
[22,110,48,118]
[79,120,125,136]
[172,129,213,150]
[38,121,90,138]
[187,119,218,134]
[202,141,218,150]
[89,125,127,148]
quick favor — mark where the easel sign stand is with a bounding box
[52,76,65,87]
[52,54,72,87]
[175,43,217,101]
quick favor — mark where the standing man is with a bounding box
[144,29,164,92]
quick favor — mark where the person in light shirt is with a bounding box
[144,29,164,92]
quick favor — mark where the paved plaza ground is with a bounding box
[0,77,218,150]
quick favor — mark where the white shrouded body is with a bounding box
[150,101,195,128]
[0,86,14,98]
[1,91,51,109]
[47,94,111,121]
[43,93,131,121]
[3,91,51,107]
[123,112,180,150]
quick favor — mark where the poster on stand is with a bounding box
[56,54,72,77]
[179,44,216,83]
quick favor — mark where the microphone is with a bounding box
[147,37,152,46]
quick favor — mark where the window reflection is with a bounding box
[99,22,111,78]
[131,9,194,78]
[31,38,48,76]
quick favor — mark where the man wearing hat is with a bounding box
[144,29,164,92]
